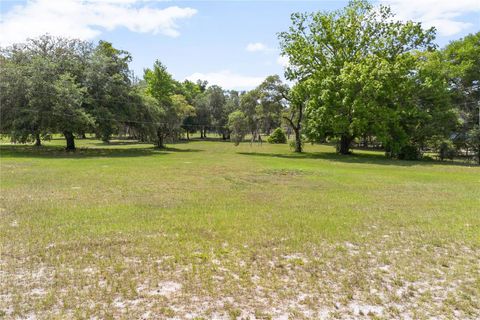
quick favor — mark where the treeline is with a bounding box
[0,36,289,151]
[0,0,479,163]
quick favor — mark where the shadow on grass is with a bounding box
[238,151,475,167]
[0,144,203,159]
[92,139,200,146]
[160,147,203,153]
[188,137,231,143]
[91,140,152,146]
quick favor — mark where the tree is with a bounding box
[256,75,288,134]
[144,60,176,148]
[278,0,436,155]
[52,74,93,150]
[282,81,309,152]
[0,46,45,146]
[228,111,248,146]
[193,93,211,139]
[0,35,93,148]
[144,60,193,148]
[170,94,195,141]
[126,81,164,142]
[240,90,260,139]
[179,80,203,139]
[84,41,133,142]
[25,56,58,146]
[207,85,228,139]
[442,32,480,163]
[223,90,241,139]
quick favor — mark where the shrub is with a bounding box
[267,128,287,144]
[398,145,421,160]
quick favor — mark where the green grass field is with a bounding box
[1,137,479,319]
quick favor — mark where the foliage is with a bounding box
[0,21,477,161]
[442,32,480,163]
[397,145,421,161]
[84,41,132,142]
[279,0,440,155]
[239,89,260,135]
[0,35,93,147]
[144,60,193,148]
[256,75,289,134]
[267,128,287,144]
[228,110,248,146]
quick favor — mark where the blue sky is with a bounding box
[1,0,479,89]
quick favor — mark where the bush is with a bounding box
[398,144,421,160]
[267,128,287,144]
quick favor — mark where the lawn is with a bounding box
[1,138,479,319]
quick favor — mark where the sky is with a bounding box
[1,0,479,90]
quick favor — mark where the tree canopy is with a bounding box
[1,1,478,163]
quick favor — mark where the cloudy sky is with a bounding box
[1,0,479,89]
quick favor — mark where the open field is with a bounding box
[1,138,479,319]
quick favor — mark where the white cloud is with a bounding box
[381,0,480,36]
[277,55,290,68]
[246,42,269,52]
[0,0,197,46]
[185,70,265,90]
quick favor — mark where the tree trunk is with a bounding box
[34,133,41,147]
[64,131,76,151]
[81,132,86,139]
[293,128,302,153]
[186,131,190,141]
[339,135,352,155]
[156,128,165,149]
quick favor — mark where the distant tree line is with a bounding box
[0,36,290,151]
[0,0,478,163]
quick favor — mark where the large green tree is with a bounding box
[239,89,261,138]
[144,60,193,148]
[0,35,93,149]
[207,85,228,139]
[84,41,133,142]
[52,74,93,150]
[256,75,289,135]
[228,110,248,146]
[443,32,480,163]
[278,0,437,155]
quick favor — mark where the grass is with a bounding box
[1,137,479,319]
